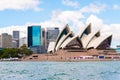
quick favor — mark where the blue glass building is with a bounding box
[28,26,45,53]
[28,26,41,47]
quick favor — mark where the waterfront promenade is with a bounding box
[22,49,120,62]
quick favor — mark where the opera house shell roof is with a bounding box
[47,23,112,53]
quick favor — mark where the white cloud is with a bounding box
[0,2,119,48]
[0,25,27,38]
[62,0,78,8]
[40,10,85,32]
[80,3,106,13]
[86,15,103,32]
[102,24,120,48]
[0,9,85,38]
[0,13,120,48]
[113,4,120,10]
[51,10,84,23]
[0,0,42,11]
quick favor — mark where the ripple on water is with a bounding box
[0,61,120,80]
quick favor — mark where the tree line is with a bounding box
[0,44,32,59]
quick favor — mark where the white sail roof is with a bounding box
[54,24,70,51]
[78,23,91,38]
[87,35,112,49]
[81,30,100,48]
[48,23,113,53]
[60,35,82,49]
[55,31,74,51]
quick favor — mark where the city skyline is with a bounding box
[27,26,59,53]
[0,0,120,48]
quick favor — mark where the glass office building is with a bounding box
[28,26,46,53]
[46,27,59,47]
[13,31,19,39]
[41,28,46,46]
[32,26,41,46]
[28,26,41,47]
[46,27,59,41]
[13,31,19,48]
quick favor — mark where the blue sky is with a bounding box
[0,0,120,47]
[0,0,120,27]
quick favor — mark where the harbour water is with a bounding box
[0,61,120,80]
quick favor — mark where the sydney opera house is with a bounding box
[48,23,112,54]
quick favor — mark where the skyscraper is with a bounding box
[13,31,19,48]
[46,27,59,47]
[28,26,41,47]
[41,28,46,46]
[1,33,12,48]
[28,26,43,53]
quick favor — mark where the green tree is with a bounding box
[0,44,33,59]
[20,44,33,56]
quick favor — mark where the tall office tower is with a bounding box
[41,28,47,53]
[28,26,41,47]
[1,33,12,48]
[13,31,19,48]
[19,37,27,47]
[46,27,59,47]
[41,28,46,46]
[28,26,43,53]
